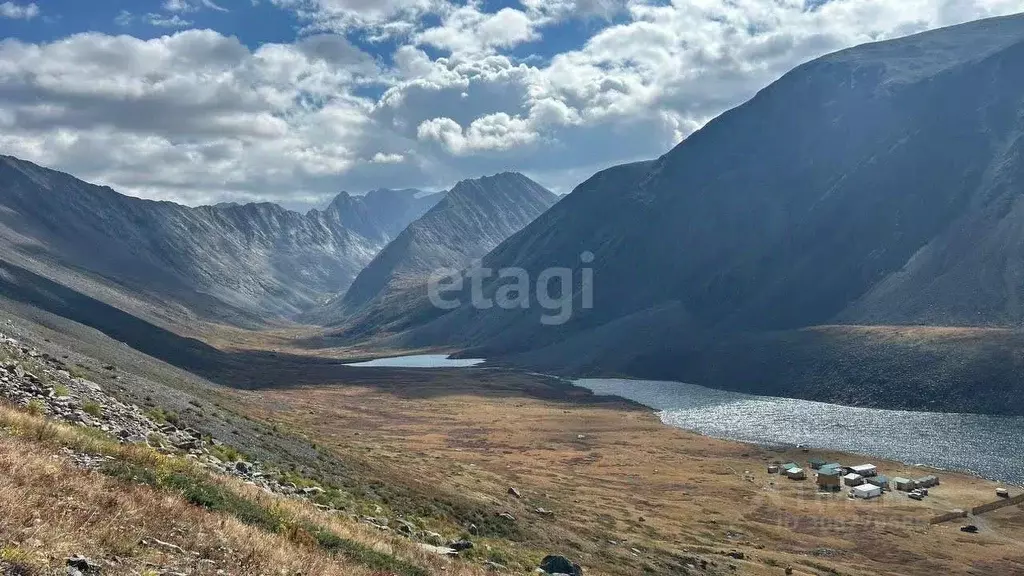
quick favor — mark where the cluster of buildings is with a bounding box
[769,458,940,501]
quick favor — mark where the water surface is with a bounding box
[345,354,485,368]
[577,378,1024,485]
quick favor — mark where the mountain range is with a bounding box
[0,155,559,334]
[360,13,1024,415]
[0,156,447,327]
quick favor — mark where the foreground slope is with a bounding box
[386,14,1024,414]
[0,156,437,326]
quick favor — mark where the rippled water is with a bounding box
[577,378,1024,485]
[345,354,485,368]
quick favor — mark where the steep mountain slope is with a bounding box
[379,14,1024,413]
[327,188,445,244]
[0,156,436,326]
[333,172,558,316]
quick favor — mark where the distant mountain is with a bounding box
[0,156,438,327]
[322,172,558,323]
[326,188,444,244]
[371,14,1024,415]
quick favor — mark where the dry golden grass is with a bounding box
[0,436,382,576]
[0,404,494,576]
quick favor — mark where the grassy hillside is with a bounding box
[0,404,482,576]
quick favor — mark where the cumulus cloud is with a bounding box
[0,31,395,206]
[2,0,1024,206]
[416,6,540,54]
[0,1,38,19]
[271,0,449,36]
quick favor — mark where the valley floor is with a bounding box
[222,371,1024,576]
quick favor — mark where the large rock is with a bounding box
[539,555,582,576]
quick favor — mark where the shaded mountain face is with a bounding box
[390,14,1024,363]
[0,157,437,325]
[326,188,444,244]
[330,172,558,319]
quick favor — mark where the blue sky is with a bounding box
[1,1,302,46]
[1,0,1022,208]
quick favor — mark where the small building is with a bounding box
[893,477,917,492]
[917,475,940,488]
[868,475,890,490]
[852,484,883,499]
[851,464,878,478]
[816,468,841,491]
[768,464,780,474]
[820,463,843,474]
[997,488,1010,498]
[781,462,800,472]
[844,473,864,487]
[808,459,828,470]
[786,467,807,480]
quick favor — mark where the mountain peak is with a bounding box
[331,171,558,315]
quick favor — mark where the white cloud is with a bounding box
[0,31,391,206]
[145,13,195,28]
[3,0,1024,208]
[416,6,540,54]
[164,0,229,12]
[271,0,449,36]
[0,1,38,19]
[371,152,405,163]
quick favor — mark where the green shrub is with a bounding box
[210,443,247,463]
[53,384,70,397]
[146,407,180,425]
[82,401,102,417]
[25,399,45,416]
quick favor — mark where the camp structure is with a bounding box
[816,468,841,491]
[867,475,890,490]
[844,473,864,487]
[893,477,917,492]
[852,484,883,499]
[851,464,878,477]
[786,467,807,480]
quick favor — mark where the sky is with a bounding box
[1,0,1023,209]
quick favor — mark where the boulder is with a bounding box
[421,531,445,546]
[448,539,474,552]
[394,519,417,535]
[66,555,100,574]
[539,555,582,576]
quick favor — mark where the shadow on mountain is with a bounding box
[0,259,626,405]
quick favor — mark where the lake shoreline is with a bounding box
[575,377,1024,486]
